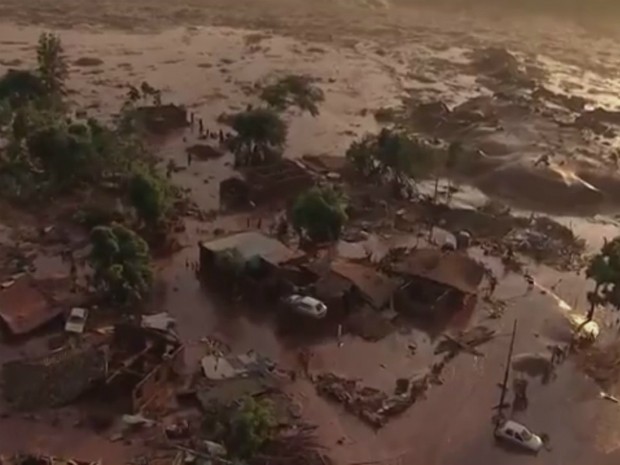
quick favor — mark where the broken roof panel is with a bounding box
[392,249,484,294]
[200,231,303,265]
[0,276,63,335]
[330,260,401,309]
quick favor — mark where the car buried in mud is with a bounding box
[282,294,328,319]
[494,419,544,453]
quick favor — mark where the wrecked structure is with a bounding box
[219,159,314,209]
[2,343,108,410]
[135,104,188,134]
[0,454,100,465]
[390,249,484,318]
[199,231,304,300]
[2,324,184,413]
[305,258,401,315]
[0,276,65,337]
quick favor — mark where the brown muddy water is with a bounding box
[2,8,620,465]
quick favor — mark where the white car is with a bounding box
[65,307,88,334]
[283,295,327,319]
[494,420,543,453]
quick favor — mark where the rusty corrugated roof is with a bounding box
[330,260,400,309]
[0,276,63,335]
[392,249,484,294]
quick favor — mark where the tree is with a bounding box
[230,107,287,167]
[226,397,276,460]
[260,74,324,116]
[0,70,46,107]
[88,223,153,305]
[585,237,620,321]
[128,168,171,229]
[346,129,437,197]
[36,33,68,96]
[292,186,348,243]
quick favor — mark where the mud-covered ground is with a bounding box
[2,1,620,464]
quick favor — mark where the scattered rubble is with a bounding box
[186,144,225,161]
[315,372,431,428]
[2,344,107,410]
[135,104,189,133]
[435,325,496,357]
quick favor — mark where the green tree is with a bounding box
[585,237,620,321]
[260,74,324,116]
[128,168,171,228]
[346,129,437,197]
[229,107,287,167]
[292,186,348,243]
[226,397,276,460]
[36,33,68,96]
[0,70,46,107]
[88,223,153,305]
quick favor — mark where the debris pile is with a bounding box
[2,344,107,410]
[506,217,585,270]
[435,325,496,357]
[135,104,188,133]
[471,47,534,89]
[254,425,332,465]
[577,341,620,389]
[315,373,428,428]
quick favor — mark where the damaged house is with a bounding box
[2,324,184,413]
[199,231,304,300]
[0,276,66,338]
[219,159,314,209]
[390,249,484,318]
[306,259,401,315]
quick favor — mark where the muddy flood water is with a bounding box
[3,1,620,464]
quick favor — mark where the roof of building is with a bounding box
[391,249,484,294]
[200,231,303,265]
[330,260,401,309]
[0,276,64,335]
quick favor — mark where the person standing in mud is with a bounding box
[298,348,313,377]
[187,150,192,167]
[69,251,77,292]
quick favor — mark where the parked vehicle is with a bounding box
[65,307,88,334]
[282,295,327,319]
[494,420,543,453]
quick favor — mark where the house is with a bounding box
[219,159,314,209]
[2,343,108,410]
[3,324,184,414]
[302,258,400,318]
[390,248,484,317]
[199,231,304,301]
[105,324,184,414]
[0,276,64,337]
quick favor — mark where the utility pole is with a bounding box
[494,319,517,424]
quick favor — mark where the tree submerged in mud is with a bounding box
[0,33,176,229]
[128,168,173,230]
[225,397,276,460]
[229,107,288,167]
[585,237,620,321]
[346,128,438,197]
[259,74,324,117]
[292,186,348,243]
[88,223,153,306]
